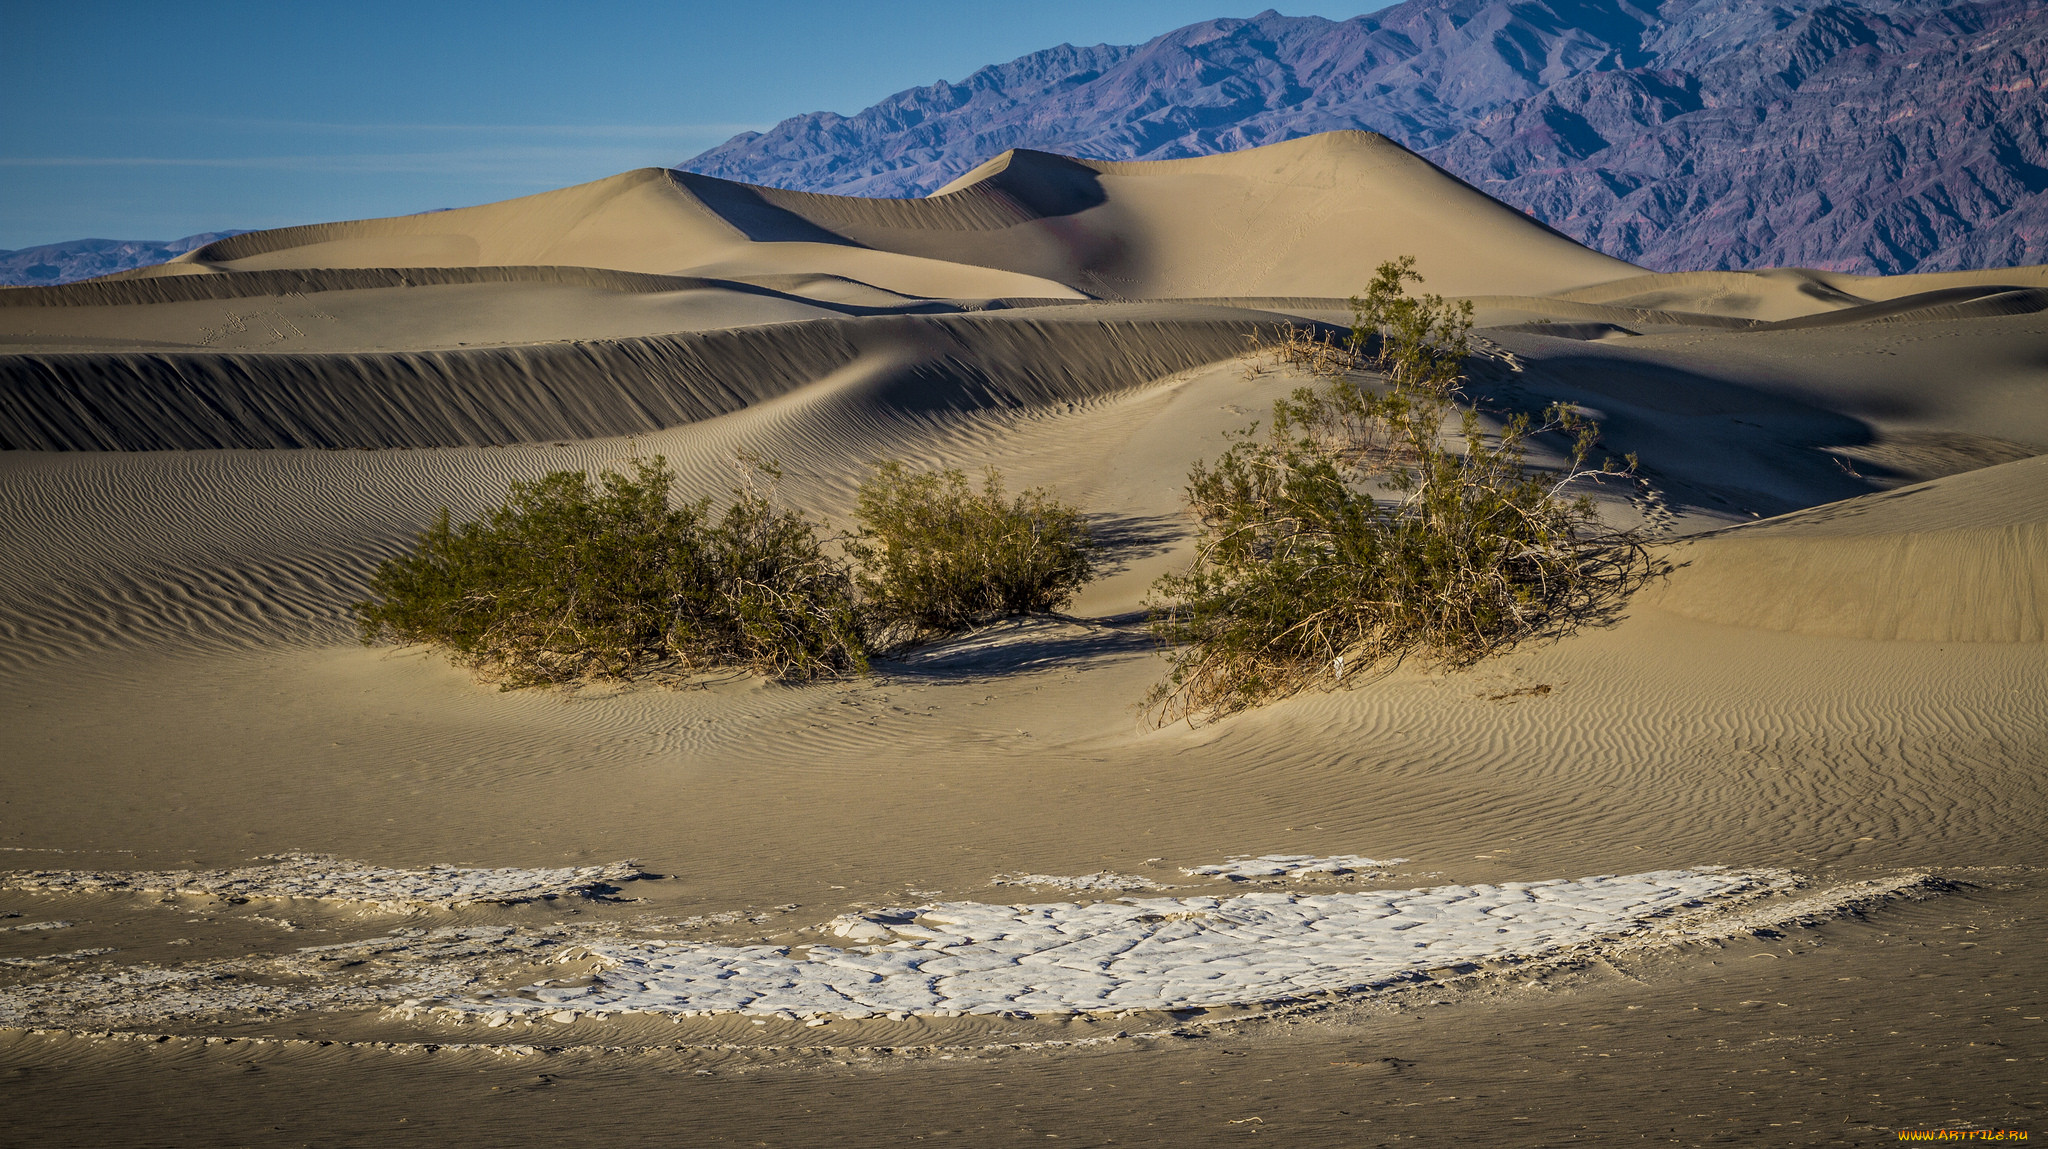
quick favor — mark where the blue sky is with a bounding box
[1,1,1391,248]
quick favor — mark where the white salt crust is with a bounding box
[1181,855,1406,880]
[0,853,645,910]
[989,872,1166,892]
[425,869,1767,1022]
[0,870,1947,1031]
[0,926,554,1026]
[984,853,1407,895]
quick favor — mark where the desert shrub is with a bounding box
[847,462,1095,649]
[702,462,869,681]
[1145,258,1646,721]
[1246,323,1362,378]
[1348,255,1475,392]
[355,456,864,686]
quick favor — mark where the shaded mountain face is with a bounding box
[0,233,246,287]
[683,0,2048,275]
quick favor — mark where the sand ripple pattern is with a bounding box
[1175,630,2048,871]
[0,349,1189,680]
[0,310,1267,451]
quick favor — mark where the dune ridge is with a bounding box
[0,266,948,311]
[99,135,1638,301]
[0,309,1274,451]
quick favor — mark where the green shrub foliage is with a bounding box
[355,457,865,686]
[1146,258,1646,721]
[848,462,1095,649]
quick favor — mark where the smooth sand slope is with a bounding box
[0,133,2043,1146]
[1650,455,2048,642]
[119,132,1630,299]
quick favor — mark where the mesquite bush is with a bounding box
[847,462,1094,650]
[355,456,865,686]
[1145,258,1648,722]
[357,456,1101,685]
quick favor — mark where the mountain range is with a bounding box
[684,0,2047,275]
[0,233,246,288]
[11,0,2040,283]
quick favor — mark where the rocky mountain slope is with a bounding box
[683,0,2048,274]
[0,233,245,287]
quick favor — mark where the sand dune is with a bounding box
[0,306,1276,451]
[1,132,2043,1145]
[167,169,740,275]
[146,169,1083,301]
[1647,454,2047,642]
[869,133,1636,298]
[1756,285,2048,331]
[117,133,1633,302]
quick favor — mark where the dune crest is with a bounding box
[103,134,1636,302]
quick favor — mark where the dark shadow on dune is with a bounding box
[1085,511,1185,577]
[684,150,1111,241]
[1755,285,2048,331]
[568,878,650,903]
[877,617,1156,681]
[669,171,862,246]
[864,512,1180,682]
[821,314,1283,420]
[1484,320,1642,340]
[1463,347,1895,523]
[960,150,1110,218]
[0,312,1275,451]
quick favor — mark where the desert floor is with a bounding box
[2,135,2043,1146]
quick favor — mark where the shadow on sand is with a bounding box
[879,616,1157,681]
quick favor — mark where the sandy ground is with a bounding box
[1,134,2043,1145]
